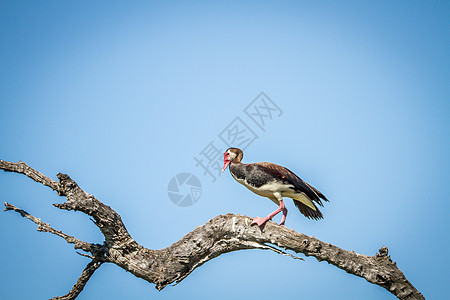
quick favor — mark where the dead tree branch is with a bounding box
[4,202,93,253]
[51,261,103,300]
[0,160,425,300]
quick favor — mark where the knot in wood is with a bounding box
[377,246,389,257]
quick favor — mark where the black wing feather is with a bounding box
[254,162,328,220]
[255,162,328,206]
[293,199,324,220]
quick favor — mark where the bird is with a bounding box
[222,147,328,227]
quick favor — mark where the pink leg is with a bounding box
[252,200,287,227]
[279,206,288,227]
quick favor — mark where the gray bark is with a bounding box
[1,160,425,300]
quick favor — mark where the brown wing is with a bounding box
[255,162,328,220]
[255,162,328,206]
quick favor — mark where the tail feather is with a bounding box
[293,199,323,220]
[303,182,329,206]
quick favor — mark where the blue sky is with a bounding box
[1,1,449,299]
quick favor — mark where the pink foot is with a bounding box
[251,216,270,227]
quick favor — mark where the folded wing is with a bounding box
[255,162,329,220]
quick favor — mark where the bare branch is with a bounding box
[1,160,424,299]
[0,159,132,245]
[148,214,424,300]
[4,202,92,252]
[0,160,60,193]
[52,173,132,245]
[4,201,109,299]
[51,261,102,300]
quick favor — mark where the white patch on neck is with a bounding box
[229,150,237,160]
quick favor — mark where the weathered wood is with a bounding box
[1,160,425,299]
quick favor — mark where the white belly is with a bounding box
[233,176,293,198]
[233,176,317,210]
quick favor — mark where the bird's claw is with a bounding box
[251,217,268,227]
[252,217,286,228]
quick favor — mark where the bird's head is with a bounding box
[222,148,243,172]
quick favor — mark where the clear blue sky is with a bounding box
[1,1,449,299]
